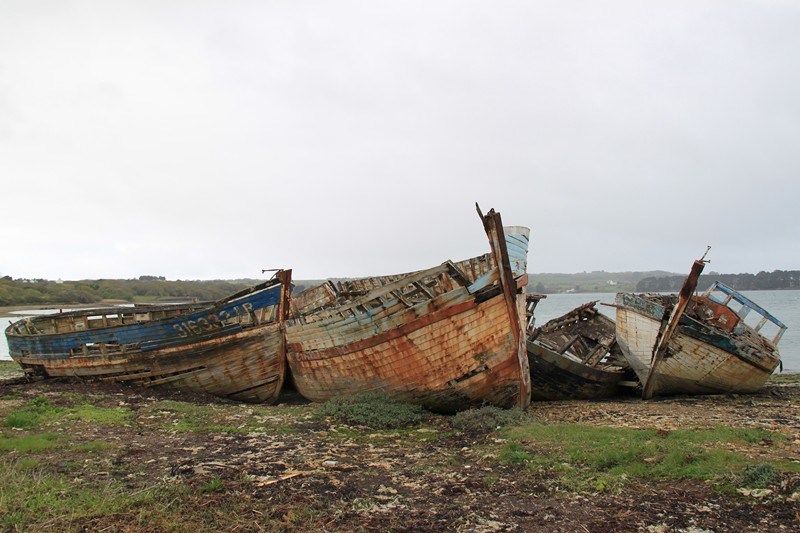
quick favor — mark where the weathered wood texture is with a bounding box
[503,226,530,277]
[615,291,781,398]
[18,322,286,402]
[287,288,523,412]
[527,302,626,401]
[527,343,625,401]
[643,258,706,399]
[285,212,531,413]
[5,273,293,403]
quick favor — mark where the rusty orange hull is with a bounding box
[285,208,531,413]
[286,285,528,413]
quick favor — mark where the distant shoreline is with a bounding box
[528,287,800,295]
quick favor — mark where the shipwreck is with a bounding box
[283,206,532,413]
[527,300,630,401]
[4,272,293,403]
[4,206,533,412]
[614,252,787,399]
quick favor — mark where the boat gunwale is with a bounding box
[4,279,286,341]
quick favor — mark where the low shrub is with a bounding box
[451,406,533,435]
[317,393,425,429]
[739,463,778,488]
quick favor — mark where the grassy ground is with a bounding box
[0,361,24,380]
[0,364,798,531]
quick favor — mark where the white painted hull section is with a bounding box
[616,307,778,397]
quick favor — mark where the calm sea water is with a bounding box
[2,290,798,371]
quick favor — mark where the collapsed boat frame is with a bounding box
[527,301,628,401]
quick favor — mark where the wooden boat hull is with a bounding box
[5,273,292,403]
[287,285,526,413]
[15,323,286,402]
[527,343,624,401]
[615,293,780,397]
[285,209,531,413]
[526,301,626,401]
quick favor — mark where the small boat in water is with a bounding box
[284,206,531,413]
[527,301,629,401]
[615,253,787,399]
[4,272,293,403]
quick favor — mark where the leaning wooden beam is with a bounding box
[642,257,706,399]
[478,204,531,409]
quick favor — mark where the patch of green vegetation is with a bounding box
[148,401,235,433]
[0,276,256,306]
[145,400,297,435]
[65,404,132,425]
[26,395,61,414]
[498,441,532,464]
[495,423,788,491]
[200,477,225,493]
[0,361,24,380]
[316,393,426,429]
[451,406,533,435]
[738,463,779,488]
[15,458,40,470]
[3,395,132,429]
[769,373,800,384]
[0,433,61,453]
[0,458,190,529]
[3,395,63,429]
[4,410,41,429]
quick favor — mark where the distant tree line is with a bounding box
[636,270,800,292]
[0,278,254,306]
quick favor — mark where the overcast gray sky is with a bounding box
[1,1,798,281]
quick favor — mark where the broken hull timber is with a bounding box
[527,303,625,401]
[5,273,292,403]
[285,211,531,413]
[527,301,627,400]
[527,343,624,401]
[614,292,781,398]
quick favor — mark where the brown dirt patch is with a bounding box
[1,375,799,531]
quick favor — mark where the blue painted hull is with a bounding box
[4,276,292,403]
[6,281,284,358]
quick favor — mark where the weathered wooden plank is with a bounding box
[5,273,292,404]
[285,210,531,412]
